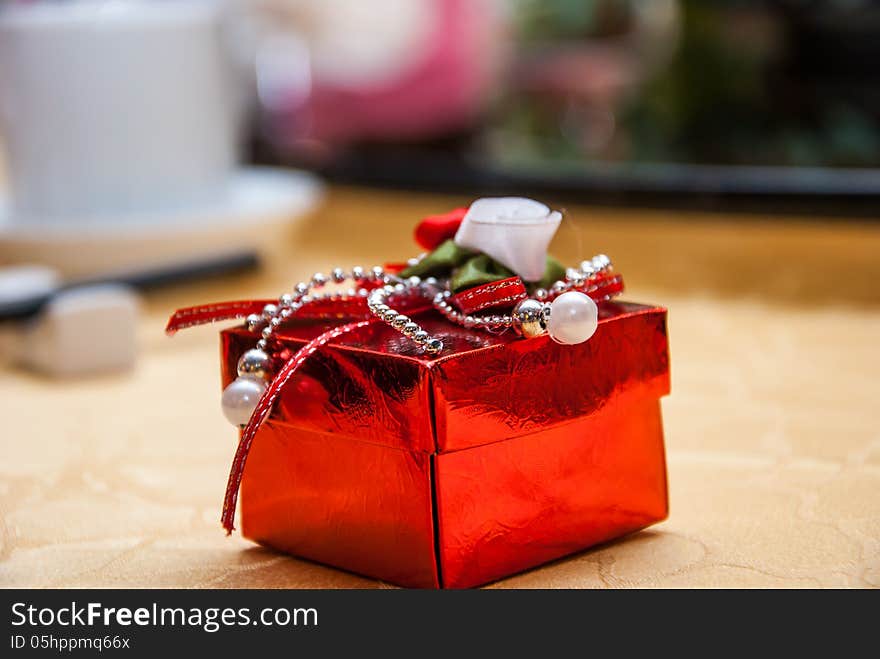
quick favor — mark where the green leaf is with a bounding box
[450,254,515,293]
[533,255,566,291]
[400,239,474,278]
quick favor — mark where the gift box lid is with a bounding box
[221,300,669,455]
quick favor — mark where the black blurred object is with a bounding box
[0,252,259,322]
[256,138,880,217]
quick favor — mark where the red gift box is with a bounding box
[219,300,670,588]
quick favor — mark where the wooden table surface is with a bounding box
[1,185,878,588]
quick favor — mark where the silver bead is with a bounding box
[374,304,389,314]
[237,348,271,380]
[261,327,273,340]
[295,282,309,295]
[407,276,421,287]
[580,261,596,275]
[413,330,429,344]
[403,322,419,337]
[311,272,327,287]
[382,309,398,322]
[512,298,549,339]
[279,293,294,307]
[592,254,611,271]
[351,266,365,280]
[262,303,278,319]
[425,338,443,354]
[270,316,282,328]
[332,268,347,283]
[280,308,292,319]
[391,315,409,329]
[300,295,313,305]
[406,257,420,267]
[535,288,548,301]
[371,266,385,281]
[246,313,262,331]
[256,339,268,350]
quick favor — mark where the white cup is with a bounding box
[0,0,240,222]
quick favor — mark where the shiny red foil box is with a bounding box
[220,301,670,588]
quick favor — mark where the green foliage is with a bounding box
[402,240,568,294]
[400,240,474,278]
[450,254,515,292]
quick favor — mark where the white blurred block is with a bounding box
[0,264,59,305]
[15,285,140,377]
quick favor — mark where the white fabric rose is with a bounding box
[453,197,562,282]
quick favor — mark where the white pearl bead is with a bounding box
[221,376,266,426]
[547,291,598,345]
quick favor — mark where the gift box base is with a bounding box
[433,384,667,588]
[241,383,667,588]
[227,301,670,588]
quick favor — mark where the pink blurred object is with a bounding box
[264,0,508,146]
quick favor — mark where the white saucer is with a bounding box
[0,167,323,278]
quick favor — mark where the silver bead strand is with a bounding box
[242,264,441,355]
[245,267,367,348]
[224,254,616,426]
[432,290,515,332]
[226,265,395,427]
[367,281,444,354]
[431,253,617,338]
[546,253,615,299]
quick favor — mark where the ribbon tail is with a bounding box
[579,273,624,300]
[221,319,376,534]
[165,300,275,335]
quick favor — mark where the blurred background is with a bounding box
[0,0,877,588]
[3,0,880,283]
[251,0,880,212]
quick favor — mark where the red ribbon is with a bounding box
[165,295,382,336]
[572,272,625,301]
[166,292,430,533]
[167,271,625,534]
[165,300,272,334]
[221,319,376,533]
[452,276,527,314]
